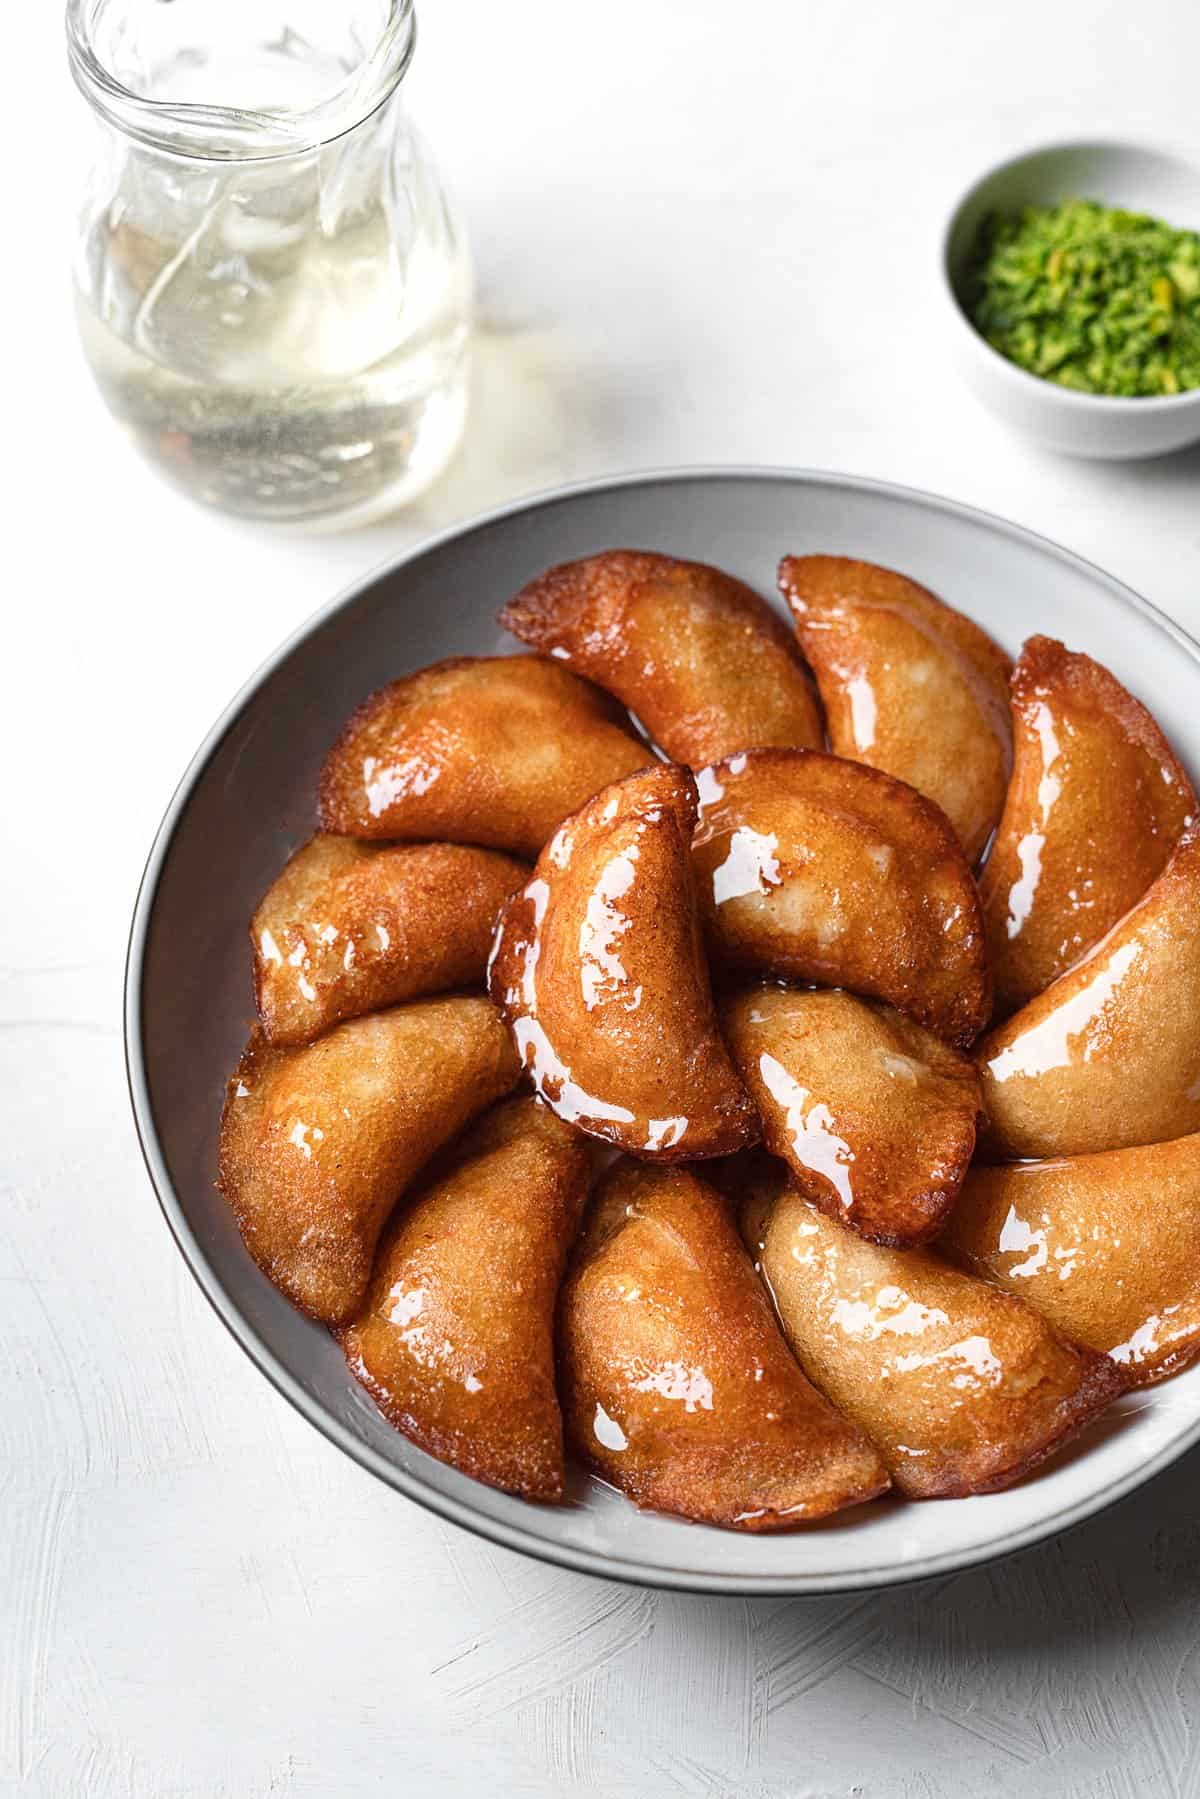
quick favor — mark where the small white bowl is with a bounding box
[942,140,1200,459]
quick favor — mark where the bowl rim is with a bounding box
[939,134,1200,414]
[125,463,1200,1596]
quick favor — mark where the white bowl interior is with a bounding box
[129,470,1200,1594]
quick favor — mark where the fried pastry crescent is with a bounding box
[742,1168,1124,1498]
[976,823,1200,1158]
[253,836,528,1046]
[319,655,652,856]
[692,749,989,1046]
[778,555,1012,863]
[489,761,759,1158]
[980,636,1195,1016]
[945,1134,1200,1388]
[723,983,981,1246]
[558,1162,890,1529]
[499,550,823,765]
[219,997,522,1326]
[341,1096,593,1500]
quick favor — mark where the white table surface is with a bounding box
[8,2,1200,1794]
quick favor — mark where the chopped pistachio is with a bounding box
[966,198,1200,397]
[1170,258,1200,300]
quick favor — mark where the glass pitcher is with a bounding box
[67,0,473,528]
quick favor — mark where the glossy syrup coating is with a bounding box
[723,984,981,1246]
[944,1134,1200,1388]
[341,1097,594,1501]
[980,636,1195,1017]
[499,549,824,766]
[558,1163,891,1530]
[252,835,529,1046]
[976,823,1200,1159]
[778,555,1012,864]
[318,655,652,856]
[742,1169,1124,1499]
[488,761,759,1159]
[692,749,990,1047]
[218,997,522,1327]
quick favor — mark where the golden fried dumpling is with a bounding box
[743,1169,1123,1498]
[976,824,1200,1158]
[342,1097,593,1500]
[499,550,823,766]
[219,997,521,1326]
[252,836,528,1046]
[778,556,1012,863]
[558,1163,890,1529]
[945,1135,1200,1387]
[489,761,758,1159]
[980,636,1194,1016]
[319,655,652,856]
[692,749,989,1046]
[723,984,980,1246]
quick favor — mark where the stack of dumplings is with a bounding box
[219,549,1200,1530]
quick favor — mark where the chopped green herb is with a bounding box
[966,198,1200,397]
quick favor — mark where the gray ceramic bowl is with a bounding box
[127,468,1200,1595]
[942,139,1200,458]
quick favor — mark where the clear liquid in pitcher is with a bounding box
[72,20,472,527]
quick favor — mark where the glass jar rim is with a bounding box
[65,0,416,161]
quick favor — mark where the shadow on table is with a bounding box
[390,307,659,545]
[899,1431,1200,1647]
[1077,434,1200,504]
[1008,431,1200,539]
[653,1438,1200,1708]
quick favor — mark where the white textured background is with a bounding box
[7,1,1200,1794]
